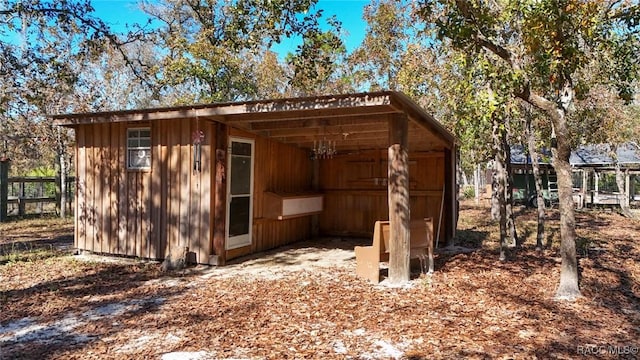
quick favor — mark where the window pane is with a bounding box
[231,155,251,195]
[232,142,252,156]
[228,196,250,237]
[128,149,151,168]
[127,128,151,169]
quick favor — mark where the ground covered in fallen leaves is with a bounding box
[1,203,639,359]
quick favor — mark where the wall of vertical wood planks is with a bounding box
[74,119,214,263]
[74,119,312,263]
[212,123,227,265]
[71,114,452,264]
[225,128,313,261]
[318,151,446,238]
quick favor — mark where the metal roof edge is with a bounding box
[51,91,397,127]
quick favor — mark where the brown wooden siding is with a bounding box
[318,150,446,238]
[74,123,85,251]
[226,128,313,261]
[73,117,452,262]
[152,119,213,263]
[74,120,214,263]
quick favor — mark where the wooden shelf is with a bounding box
[264,192,323,220]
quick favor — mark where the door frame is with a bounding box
[225,136,255,250]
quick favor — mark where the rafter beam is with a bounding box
[249,115,390,131]
[259,123,389,139]
[277,130,389,145]
[224,105,396,124]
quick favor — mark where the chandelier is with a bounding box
[311,138,337,160]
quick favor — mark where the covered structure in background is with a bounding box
[570,143,640,208]
[53,91,457,281]
[509,143,640,208]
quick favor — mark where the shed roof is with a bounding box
[570,143,640,167]
[510,143,640,168]
[510,145,552,166]
[52,91,455,153]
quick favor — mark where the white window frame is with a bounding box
[225,137,255,250]
[127,128,151,170]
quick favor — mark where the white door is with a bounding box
[225,137,254,250]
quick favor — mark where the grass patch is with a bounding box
[0,216,74,265]
[0,242,68,265]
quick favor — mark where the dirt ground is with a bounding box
[1,203,639,359]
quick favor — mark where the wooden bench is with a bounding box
[354,218,434,284]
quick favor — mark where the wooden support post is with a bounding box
[0,159,9,222]
[55,173,61,215]
[388,114,410,284]
[211,123,227,265]
[18,180,25,217]
[581,170,587,208]
[67,177,74,215]
[37,181,44,214]
[594,171,599,204]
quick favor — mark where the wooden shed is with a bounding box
[53,91,457,269]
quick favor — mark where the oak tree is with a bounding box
[141,0,328,102]
[419,0,640,299]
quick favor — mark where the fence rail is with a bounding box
[0,162,74,221]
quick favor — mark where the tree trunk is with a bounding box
[503,130,518,246]
[495,156,507,261]
[526,117,546,250]
[492,115,508,261]
[613,148,633,218]
[552,142,581,299]
[491,170,500,220]
[524,90,581,300]
[474,163,480,205]
[461,170,469,187]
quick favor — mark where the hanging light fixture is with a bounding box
[311,137,337,160]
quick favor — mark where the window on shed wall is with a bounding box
[127,128,151,169]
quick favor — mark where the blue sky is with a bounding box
[91,0,369,56]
